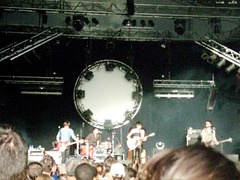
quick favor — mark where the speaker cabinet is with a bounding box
[45,150,62,164]
[225,154,239,163]
[128,149,146,164]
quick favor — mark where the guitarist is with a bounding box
[56,121,78,163]
[201,120,219,148]
[127,122,147,165]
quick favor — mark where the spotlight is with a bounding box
[201,52,209,60]
[122,19,131,26]
[225,64,236,73]
[156,142,165,149]
[84,17,90,24]
[125,71,134,81]
[65,16,71,25]
[174,19,186,35]
[132,91,141,100]
[82,109,93,121]
[216,58,226,68]
[148,20,155,27]
[73,15,85,31]
[105,63,116,71]
[161,41,166,49]
[140,20,146,27]
[76,90,85,99]
[84,70,94,80]
[132,19,136,26]
[92,18,99,26]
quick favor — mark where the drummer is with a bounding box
[85,127,101,147]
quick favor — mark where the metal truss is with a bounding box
[0,75,64,95]
[0,27,62,63]
[153,79,215,89]
[195,36,240,67]
[0,24,220,42]
[0,75,64,85]
[1,0,240,19]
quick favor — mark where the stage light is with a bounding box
[82,109,93,121]
[148,20,155,27]
[201,52,209,60]
[92,18,99,26]
[76,90,85,99]
[122,19,136,27]
[65,16,71,25]
[104,119,113,130]
[105,63,116,71]
[207,88,217,110]
[84,17,90,24]
[174,19,186,35]
[73,15,85,31]
[84,70,94,80]
[140,20,146,27]
[225,63,236,73]
[132,19,136,26]
[122,19,131,26]
[125,71,134,81]
[155,89,194,99]
[216,58,226,68]
[132,91,141,100]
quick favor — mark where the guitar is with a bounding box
[57,139,84,152]
[207,138,233,147]
[127,132,155,151]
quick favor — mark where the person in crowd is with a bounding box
[65,157,81,180]
[95,164,104,179]
[51,160,59,180]
[0,124,28,180]
[40,155,54,179]
[127,167,137,180]
[142,144,240,180]
[75,163,96,180]
[110,163,125,180]
[58,174,68,180]
[26,162,43,180]
[56,121,78,163]
[127,122,147,165]
[35,174,53,180]
[201,120,219,147]
[102,156,117,180]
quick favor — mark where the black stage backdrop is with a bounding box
[0,35,240,159]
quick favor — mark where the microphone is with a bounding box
[58,126,61,129]
[213,127,216,130]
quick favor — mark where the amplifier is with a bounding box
[45,150,62,164]
[28,148,44,163]
[186,127,202,146]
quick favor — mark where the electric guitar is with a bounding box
[207,138,233,147]
[57,139,84,152]
[127,132,155,151]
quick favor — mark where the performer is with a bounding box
[201,120,219,147]
[81,127,101,159]
[56,121,78,163]
[127,122,147,164]
[85,127,101,147]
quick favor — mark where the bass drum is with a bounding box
[93,147,107,163]
[73,59,143,129]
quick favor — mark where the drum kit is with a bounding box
[78,140,112,163]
